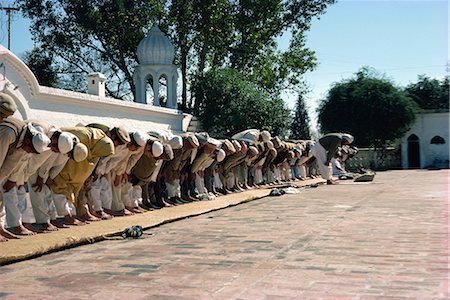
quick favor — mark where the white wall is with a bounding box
[0,44,190,133]
[401,110,449,169]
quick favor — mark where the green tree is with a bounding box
[19,0,162,100]
[20,0,335,111]
[196,68,291,138]
[405,75,449,109]
[317,68,419,147]
[21,47,59,87]
[290,92,311,140]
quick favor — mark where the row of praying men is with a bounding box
[0,93,355,242]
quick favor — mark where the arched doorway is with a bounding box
[407,134,420,168]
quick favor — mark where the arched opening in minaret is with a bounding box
[145,75,155,105]
[159,74,168,108]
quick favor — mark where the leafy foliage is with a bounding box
[290,92,311,140]
[318,68,419,147]
[196,68,291,138]
[21,47,58,87]
[404,75,449,110]
[19,0,161,99]
[19,0,335,110]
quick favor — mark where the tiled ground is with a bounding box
[0,170,448,299]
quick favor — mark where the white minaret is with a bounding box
[87,72,106,97]
[134,25,178,108]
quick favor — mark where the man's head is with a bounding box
[143,140,164,158]
[159,144,174,161]
[183,134,200,151]
[0,93,17,121]
[204,138,220,155]
[168,135,183,150]
[341,133,354,145]
[216,149,226,162]
[22,124,51,154]
[221,139,236,155]
[67,142,88,162]
[128,130,149,151]
[247,146,259,159]
[260,130,271,143]
[110,126,131,147]
[49,131,74,154]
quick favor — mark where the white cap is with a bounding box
[216,149,226,162]
[248,146,259,156]
[132,131,150,147]
[73,143,88,162]
[266,140,274,150]
[58,132,74,154]
[28,123,50,153]
[148,129,170,143]
[342,133,354,144]
[152,141,164,157]
[32,132,51,153]
[168,135,183,150]
[260,130,271,143]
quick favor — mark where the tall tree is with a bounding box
[318,68,419,147]
[405,75,449,110]
[290,92,311,140]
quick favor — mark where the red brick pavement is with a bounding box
[0,170,448,299]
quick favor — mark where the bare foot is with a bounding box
[0,235,8,242]
[95,210,113,220]
[0,228,20,239]
[23,223,44,234]
[64,215,86,226]
[80,214,101,222]
[109,209,134,216]
[50,219,69,229]
[7,225,37,235]
[124,208,135,216]
[126,206,142,214]
[162,200,174,207]
[41,222,59,231]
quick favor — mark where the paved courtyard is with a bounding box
[0,170,448,299]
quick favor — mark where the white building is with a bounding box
[0,26,192,133]
[401,110,449,169]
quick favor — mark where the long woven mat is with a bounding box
[0,178,325,265]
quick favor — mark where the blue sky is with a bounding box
[1,0,448,119]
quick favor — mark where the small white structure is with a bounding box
[134,25,178,109]
[87,72,106,97]
[0,44,191,133]
[401,110,449,169]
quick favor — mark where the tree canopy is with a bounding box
[22,47,58,87]
[19,0,335,114]
[317,68,419,147]
[196,68,291,138]
[404,75,449,110]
